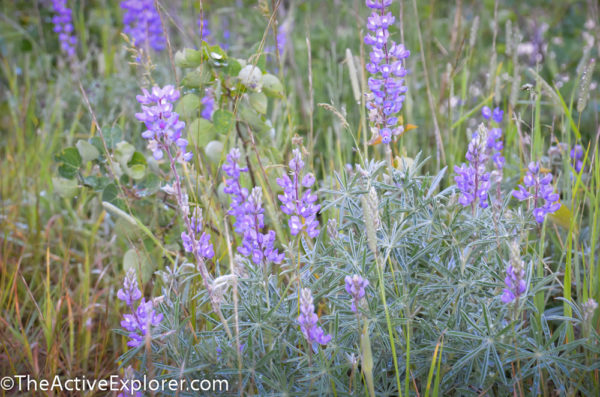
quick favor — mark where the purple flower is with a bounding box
[571,144,584,173]
[181,208,215,259]
[492,108,504,124]
[364,0,410,144]
[50,0,77,57]
[345,275,369,313]
[276,149,320,238]
[366,0,393,9]
[223,149,284,265]
[117,270,142,306]
[118,270,163,348]
[511,162,560,223]
[201,88,216,120]
[121,0,165,51]
[482,106,505,171]
[454,128,491,209]
[298,288,331,346]
[481,106,492,120]
[197,17,211,41]
[135,85,192,162]
[500,265,527,304]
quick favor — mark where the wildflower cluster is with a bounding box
[223,149,284,265]
[512,162,560,223]
[50,0,77,57]
[454,124,491,208]
[345,274,369,313]
[121,0,165,51]
[117,270,163,347]
[276,149,320,238]
[297,288,332,345]
[135,85,192,162]
[364,0,410,144]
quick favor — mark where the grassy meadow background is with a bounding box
[1,0,600,395]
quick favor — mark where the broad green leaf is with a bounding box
[103,125,123,149]
[262,73,284,97]
[136,173,160,196]
[115,141,135,165]
[188,118,216,147]
[175,93,201,120]
[249,92,268,114]
[213,109,235,135]
[83,175,109,191]
[102,183,119,203]
[205,140,223,163]
[239,104,269,133]
[127,164,146,180]
[56,147,82,179]
[174,48,203,68]
[224,58,242,76]
[123,248,153,283]
[52,176,78,198]
[76,139,100,162]
[181,65,212,89]
[127,151,147,167]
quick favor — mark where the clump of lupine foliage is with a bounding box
[3,0,600,396]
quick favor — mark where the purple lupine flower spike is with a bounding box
[276,149,320,238]
[50,0,77,57]
[197,18,211,41]
[201,88,216,120]
[501,265,527,303]
[118,269,163,347]
[571,145,584,173]
[298,288,331,346]
[500,244,527,304]
[345,275,369,313]
[364,0,410,144]
[121,0,165,51]
[181,208,215,259]
[484,107,505,171]
[117,270,142,306]
[511,161,560,223]
[454,125,491,209]
[135,85,192,162]
[223,149,284,265]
